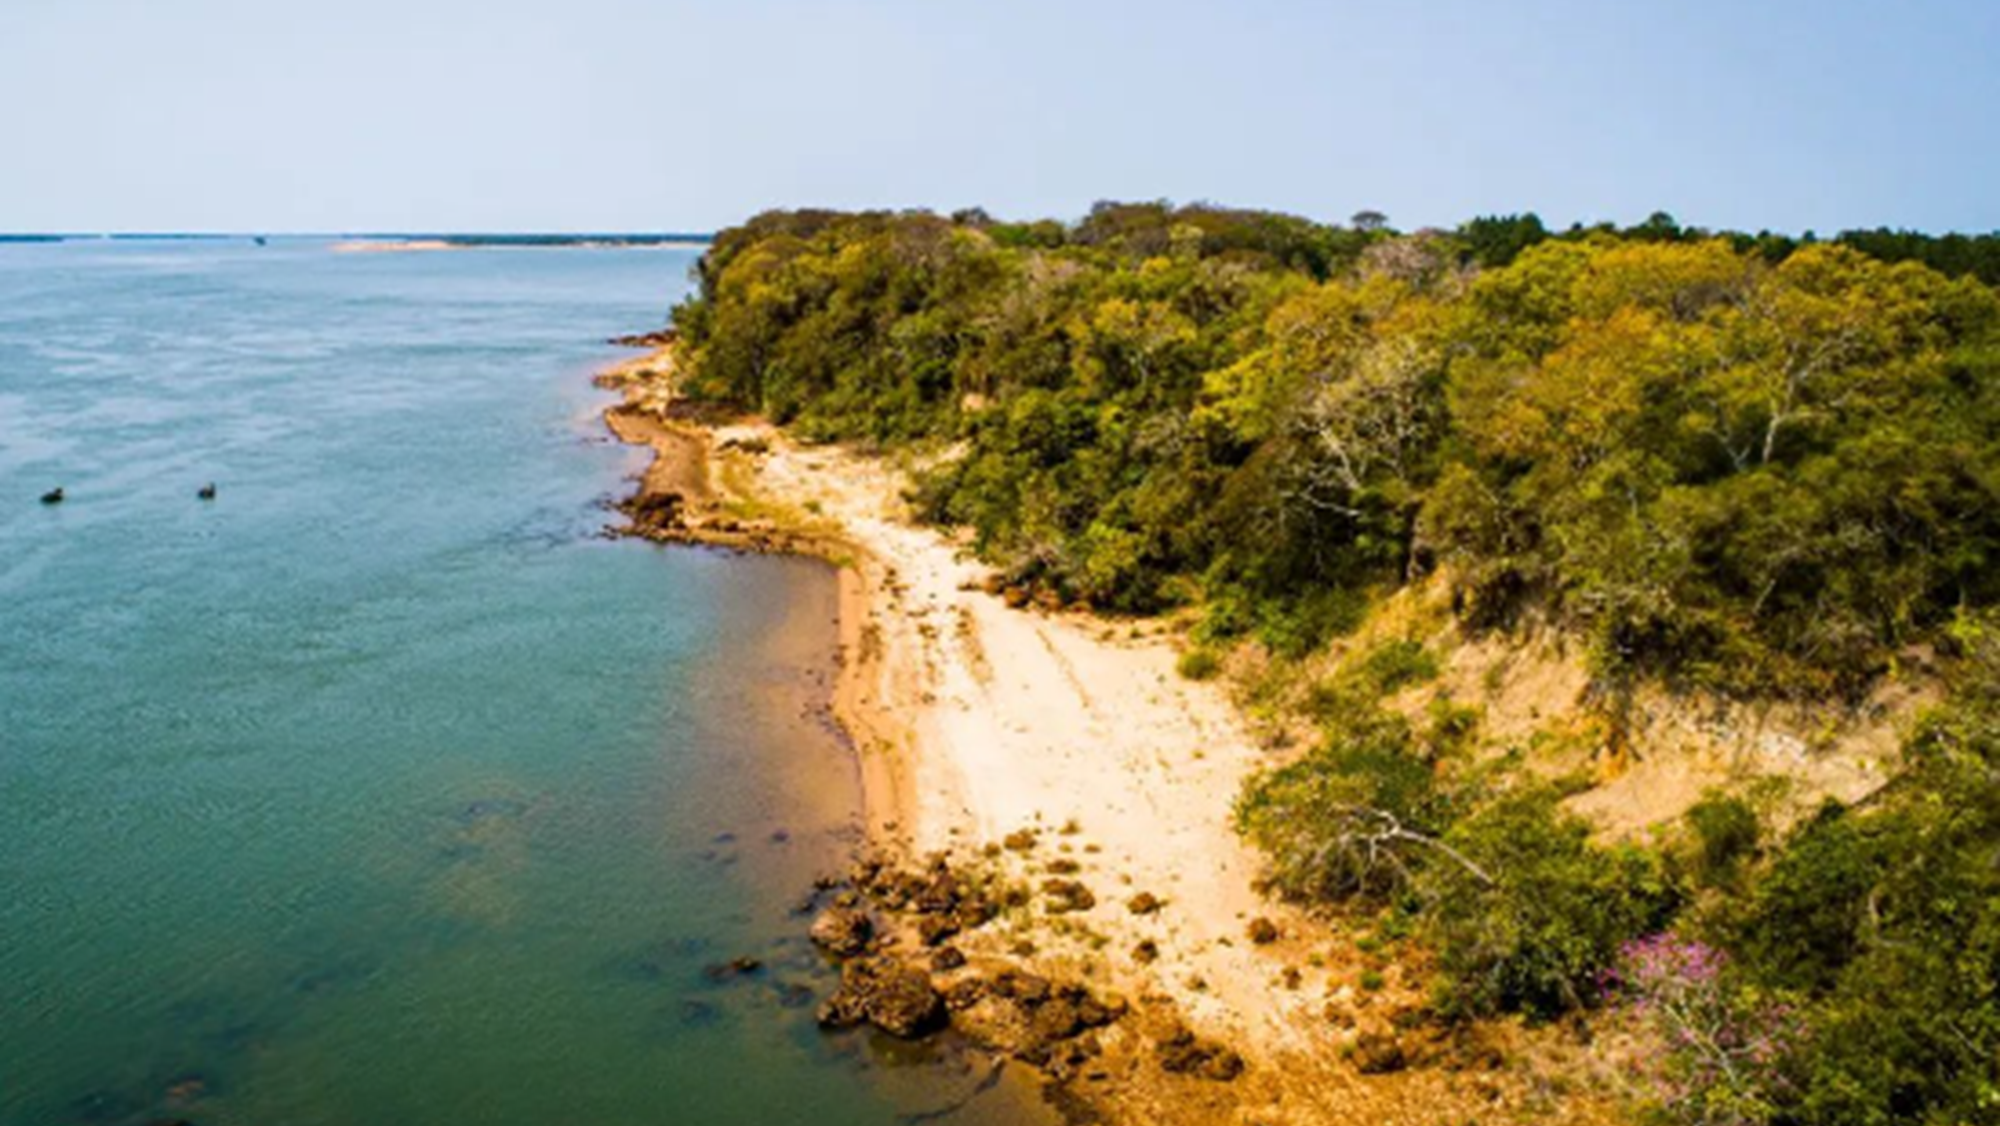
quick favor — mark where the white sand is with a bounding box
[711,425,1332,1060]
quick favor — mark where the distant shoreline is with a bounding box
[333,235,712,253]
[0,233,713,249]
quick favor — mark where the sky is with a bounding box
[2,0,1996,235]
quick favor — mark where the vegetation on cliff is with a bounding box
[667,203,2000,1122]
[672,204,2000,696]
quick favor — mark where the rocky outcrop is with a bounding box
[1353,1030,1409,1074]
[809,906,874,957]
[947,969,1125,1077]
[607,329,677,348]
[816,955,946,1038]
[1041,878,1096,914]
[1156,1025,1246,1082]
[796,846,1264,1113]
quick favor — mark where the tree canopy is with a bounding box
[666,203,2000,1121]
[671,204,2000,695]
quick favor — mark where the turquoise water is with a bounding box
[0,241,1045,1126]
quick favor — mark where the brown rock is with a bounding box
[1126,892,1163,915]
[849,854,888,888]
[992,970,1052,1004]
[809,906,873,957]
[701,956,763,981]
[916,914,960,947]
[1353,1031,1407,1074]
[1246,917,1280,944]
[1154,1024,1244,1082]
[1156,1027,1204,1073]
[1200,1049,1245,1081]
[817,956,945,1039]
[1041,878,1096,914]
[950,897,997,931]
[943,977,987,1010]
[1029,998,1084,1042]
[913,869,962,914]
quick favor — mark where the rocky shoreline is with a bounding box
[797,846,1251,1110]
[594,340,1266,1120]
[594,338,1620,1126]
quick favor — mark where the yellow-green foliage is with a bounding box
[672,204,2000,1116]
[675,206,2000,697]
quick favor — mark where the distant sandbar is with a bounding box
[332,235,710,254]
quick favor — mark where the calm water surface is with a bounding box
[0,241,1049,1126]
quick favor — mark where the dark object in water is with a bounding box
[678,998,722,1029]
[457,796,527,823]
[775,981,817,1009]
[40,487,64,504]
[701,956,763,982]
[253,236,268,247]
[197,483,217,500]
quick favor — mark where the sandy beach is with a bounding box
[597,344,1616,1125]
[330,239,455,253]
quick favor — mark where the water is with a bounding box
[0,241,1047,1126]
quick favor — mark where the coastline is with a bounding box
[333,239,712,254]
[595,342,1616,1125]
[596,345,921,846]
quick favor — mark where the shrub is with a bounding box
[1421,788,1677,1018]
[1354,637,1441,695]
[1719,647,2000,1123]
[1235,713,1453,902]
[1683,792,1763,889]
[1610,934,1803,1126]
[1176,648,1221,681]
[1731,801,1881,992]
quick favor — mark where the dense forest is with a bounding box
[668,203,2000,1123]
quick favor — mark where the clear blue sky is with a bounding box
[3,0,1996,234]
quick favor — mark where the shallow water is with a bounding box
[0,240,1049,1126]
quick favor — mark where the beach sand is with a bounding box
[330,240,455,253]
[597,344,1619,1125]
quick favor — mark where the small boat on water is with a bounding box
[40,487,64,505]
[198,483,217,500]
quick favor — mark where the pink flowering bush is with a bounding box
[1609,934,1803,1126]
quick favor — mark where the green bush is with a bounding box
[1731,801,1882,992]
[1683,791,1763,889]
[1353,638,1441,695]
[1175,648,1221,681]
[1235,712,1452,903]
[1420,788,1677,1019]
[1717,631,2000,1122]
